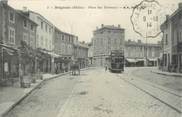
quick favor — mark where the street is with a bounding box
[130,67,182,94]
[4,67,181,117]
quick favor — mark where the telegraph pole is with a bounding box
[145,32,148,66]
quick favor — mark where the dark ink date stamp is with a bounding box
[130,0,163,38]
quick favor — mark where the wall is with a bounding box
[54,28,74,58]
[93,26,125,66]
[29,12,54,51]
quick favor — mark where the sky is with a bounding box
[7,0,182,43]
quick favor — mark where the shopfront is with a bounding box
[0,45,19,85]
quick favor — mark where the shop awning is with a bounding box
[39,49,60,58]
[46,52,60,58]
[54,57,72,63]
[136,59,145,62]
[126,58,137,63]
[3,47,15,56]
[1,44,18,56]
[148,58,158,61]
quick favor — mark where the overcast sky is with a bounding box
[8,0,181,43]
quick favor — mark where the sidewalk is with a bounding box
[151,68,182,77]
[0,72,70,117]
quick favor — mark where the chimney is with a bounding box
[101,24,104,28]
[22,6,28,12]
[166,15,170,20]
[118,24,121,28]
[138,40,142,43]
[1,0,8,4]
[179,3,182,9]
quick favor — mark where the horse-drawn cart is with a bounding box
[70,62,80,75]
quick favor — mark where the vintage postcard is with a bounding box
[0,0,181,117]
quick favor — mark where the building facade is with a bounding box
[0,1,37,82]
[160,3,182,72]
[88,41,93,65]
[92,24,125,66]
[23,10,55,73]
[125,40,161,67]
[73,40,89,68]
[54,27,75,73]
[54,28,74,58]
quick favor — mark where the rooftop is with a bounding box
[161,3,182,27]
[125,40,161,47]
[94,24,125,32]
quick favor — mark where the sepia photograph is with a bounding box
[0,0,181,116]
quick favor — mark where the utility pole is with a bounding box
[145,32,148,66]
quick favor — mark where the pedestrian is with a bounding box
[19,66,24,87]
[105,65,107,71]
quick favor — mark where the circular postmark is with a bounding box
[130,0,164,38]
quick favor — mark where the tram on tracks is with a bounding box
[107,50,124,73]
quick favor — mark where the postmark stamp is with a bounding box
[130,0,164,38]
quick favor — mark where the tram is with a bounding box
[107,50,124,73]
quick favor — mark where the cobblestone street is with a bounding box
[3,68,181,117]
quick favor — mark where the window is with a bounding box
[9,27,15,44]
[45,38,48,48]
[49,40,52,50]
[49,27,51,33]
[23,20,27,28]
[148,9,152,14]
[165,34,168,45]
[23,33,28,44]
[30,35,34,47]
[31,24,34,31]
[41,22,43,30]
[37,34,39,39]
[45,24,48,32]
[41,36,44,47]
[62,35,64,41]
[9,11,15,23]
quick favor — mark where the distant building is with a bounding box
[92,24,125,66]
[0,1,37,80]
[160,3,182,72]
[125,40,161,67]
[54,27,75,73]
[73,39,89,68]
[88,41,93,65]
[54,27,74,58]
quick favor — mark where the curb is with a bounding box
[1,67,92,117]
[151,71,182,77]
